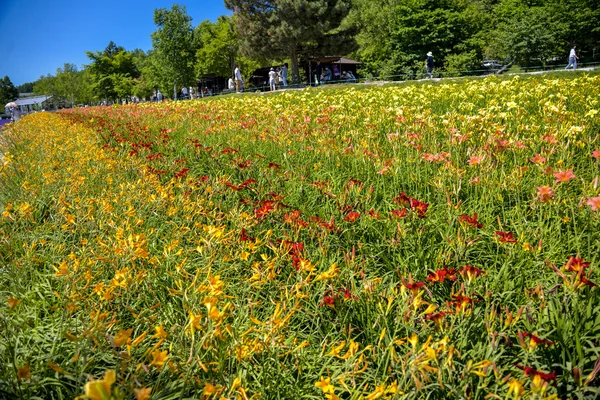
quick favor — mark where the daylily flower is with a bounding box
[79,370,115,400]
[495,231,517,243]
[426,267,457,283]
[344,211,360,222]
[563,256,591,273]
[458,213,483,228]
[537,186,554,202]
[586,196,600,211]
[529,154,547,165]
[553,169,576,184]
[409,198,429,218]
[150,349,169,369]
[459,265,485,282]
[315,377,335,394]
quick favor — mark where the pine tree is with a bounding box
[225,0,356,83]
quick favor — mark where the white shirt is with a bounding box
[569,48,577,58]
[235,68,242,81]
[269,70,277,81]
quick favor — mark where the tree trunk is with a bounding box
[291,46,299,84]
[173,83,177,101]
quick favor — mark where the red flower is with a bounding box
[240,229,253,242]
[393,192,411,207]
[458,213,483,228]
[390,208,408,218]
[340,288,358,300]
[320,295,335,307]
[344,211,360,222]
[367,209,381,219]
[425,312,446,327]
[426,267,457,283]
[409,198,429,218]
[522,332,554,346]
[516,365,557,384]
[459,265,485,281]
[174,168,189,179]
[591,150,600,160]
[564,256,591,273]
[255,201,276,219]
[402,281,425,295]
[495,231,517,243]
[268,162,280,169]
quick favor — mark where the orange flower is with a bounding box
[536,186,554,202]
[134,387,152,400]
[586,196,600,211]
[553,169,576,183]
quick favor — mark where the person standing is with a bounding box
[268,68,278,91]
[315,61,322,85]
[565,45,578,70]
[234,65,244,93]
[181,86,188,99]
[426,52,434,79]
[281,63,288,86]
[157,90,163,101]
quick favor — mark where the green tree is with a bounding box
[225,0,356,83]
[0,76,19,108]
[16,82,34,93]
[194,16,260,84]
[350,0,490,77]
[151,5,196,99]
[86,41,140,102]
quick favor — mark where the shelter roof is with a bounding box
[15,96,52,106]
[309,56,361,65]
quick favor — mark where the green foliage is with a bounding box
[225,0,356,83]
[86,42,140,102]
[0,76,19,108]
[32,65,93,107]
[16,82,34,93]
[151,5,196,97]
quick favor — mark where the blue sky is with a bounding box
[0,1,230,86]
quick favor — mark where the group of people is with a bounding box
[314,63,357,84]
[424,45,581,78]
[268,63,289,91]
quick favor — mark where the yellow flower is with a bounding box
[79,370,115,400]
[506,378,525,398]
[315,376,335,394]
[150,349,168,369]
[113,328,133,347]
[153,325,168,339]
[315,263,339,281]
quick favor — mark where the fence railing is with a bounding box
[199,61,600,97]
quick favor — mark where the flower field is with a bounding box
[1,74,600,399]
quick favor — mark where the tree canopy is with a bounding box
[225,0,356,82]
[0,76,19,108]
[21,0,600,101]
[86,42,140,102]
[151,5,196,98]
